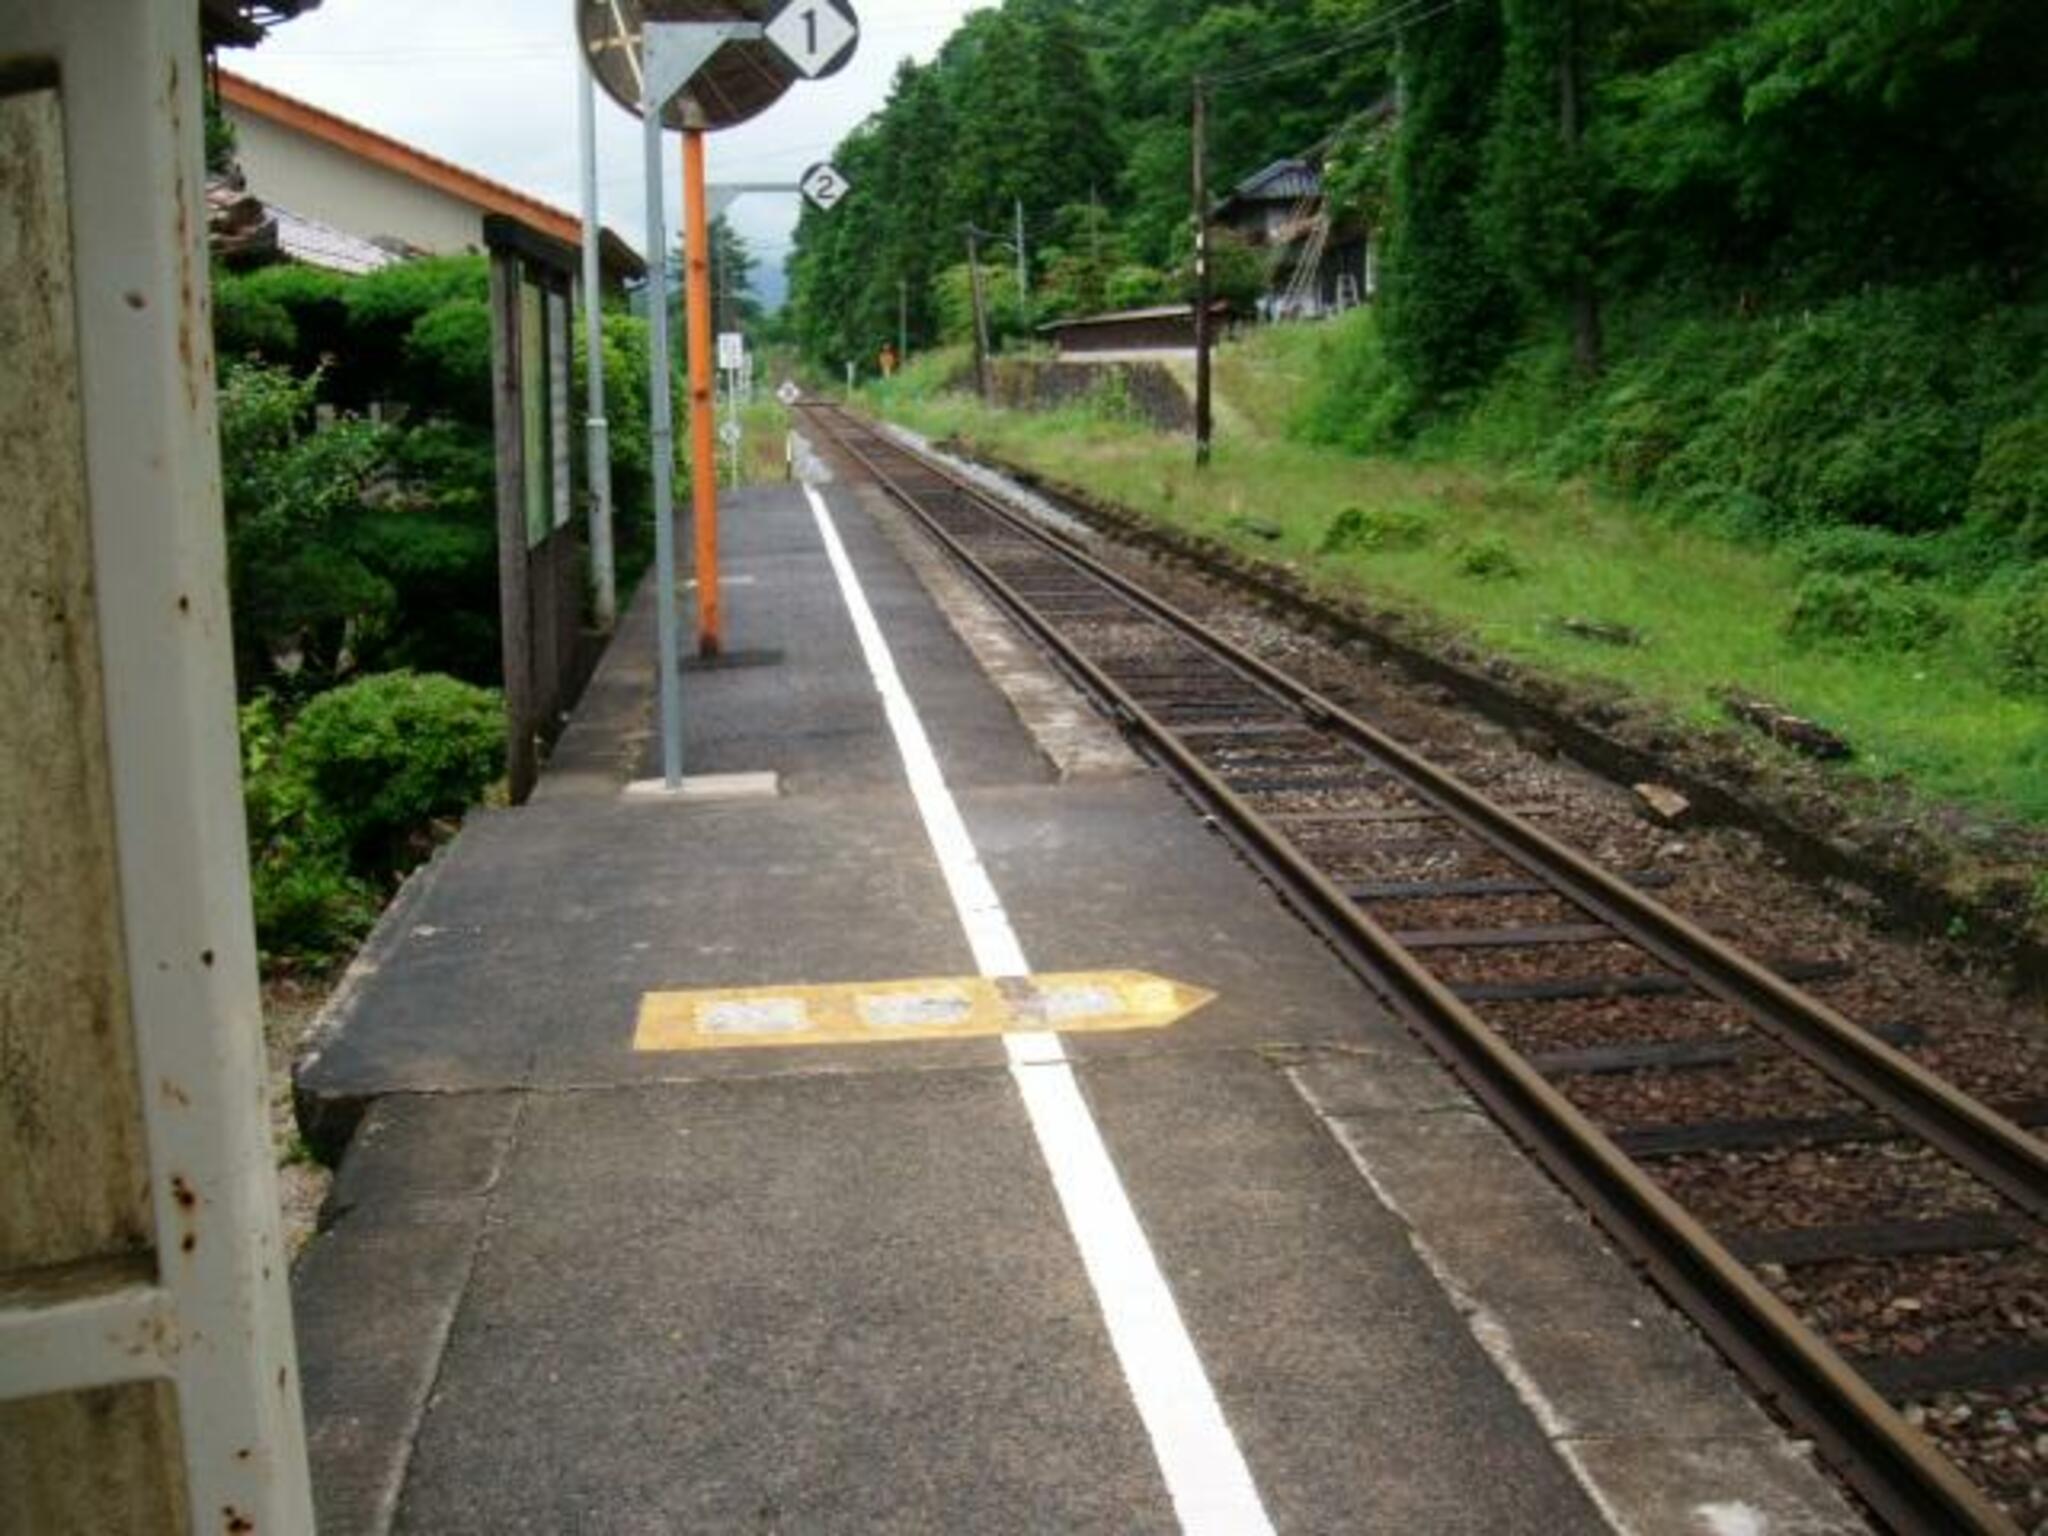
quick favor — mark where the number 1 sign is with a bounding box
[765,0,860,80]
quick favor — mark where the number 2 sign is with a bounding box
[800,162,852,212]
[764,0,860,81]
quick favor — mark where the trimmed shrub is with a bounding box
[400,296,494,422]
[280,671,503,875]
[1786,571,1951,652]
[213,275,298,359]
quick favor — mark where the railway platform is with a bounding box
[289,452,1864,1533]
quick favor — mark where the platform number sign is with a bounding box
[800,161,851,212]
[766,0,860,80]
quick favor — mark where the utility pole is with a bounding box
[1014,197,1029,319]
[1192,76,1213,467]
[899,275,909,363]
[966,225,992,404]
[578,61,617,630]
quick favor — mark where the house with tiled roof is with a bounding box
[213,70,643,284]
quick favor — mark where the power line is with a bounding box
[1203,0,1459,89]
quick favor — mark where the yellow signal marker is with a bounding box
[634,970,1214,1053]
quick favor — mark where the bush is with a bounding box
[343,255,488,335]
[239,696,378,966]
[216,265,351,378]
[218,361,396,687]
[1295,308,1414,451]
[1791,525,1954,583]
[1320,502,1436,556]
[400,296,494,422]
[1106,263,1172,310]
[248,851,380,967]
[1454,533,1526,580]
[1988,572,2048,695]
[1786,571,1952,652]
[1968,415,2048,557]
[213,275,298,359]
[280,671,503,875]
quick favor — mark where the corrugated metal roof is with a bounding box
[1037,302,1232,332]
[1229,158,1322,204]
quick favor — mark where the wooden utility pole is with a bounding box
[1192,77,1213,467]
[967,225,993,404]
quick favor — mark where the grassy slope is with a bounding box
[861,338,2048,824]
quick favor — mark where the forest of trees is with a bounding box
[788,0,2048,559]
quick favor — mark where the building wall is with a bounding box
[1055,315,1198,353]
[226,105,485,255]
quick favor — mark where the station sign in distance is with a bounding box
[718,331,745,371]
[764,0,860,80]
[800,161,851,212]
[634,970,1216,1053]
[777,380,803,406]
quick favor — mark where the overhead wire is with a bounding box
[1201,0,1460,89]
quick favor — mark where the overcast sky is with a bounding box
[237,0,990,304]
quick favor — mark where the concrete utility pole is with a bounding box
[1192,76,1214,467]
[966,225,993,404]
[899,275,909,363]
[578,64,617,631]
[1014,197,1029,318]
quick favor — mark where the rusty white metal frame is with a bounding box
[0,1,315,1530]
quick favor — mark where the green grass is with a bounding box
[861,338,2048,824]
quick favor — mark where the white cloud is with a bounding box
[238,0,991,302]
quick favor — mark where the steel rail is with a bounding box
[815,408,2048,1224]
[803,402,2025,1535]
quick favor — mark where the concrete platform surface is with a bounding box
[291,474,1864,1535]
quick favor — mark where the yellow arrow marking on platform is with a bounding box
[634,970,1214,1053]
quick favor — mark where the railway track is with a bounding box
[799,400,2048,1535]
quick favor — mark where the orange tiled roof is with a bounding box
[218,69,584,250]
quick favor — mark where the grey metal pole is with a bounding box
[579,65,617,631]
[1192,77,1213,468]
[643,97,684,789]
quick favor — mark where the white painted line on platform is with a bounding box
[801,482,1274,1536]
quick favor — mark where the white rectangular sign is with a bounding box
[718,332,745,372]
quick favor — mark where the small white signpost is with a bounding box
[718,331,745,372]
[800,161,852,212]
[719,418,744,447]
[765,0,860,79]
[777,380,803,407]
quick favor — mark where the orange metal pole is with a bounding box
[683,128,721,657]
